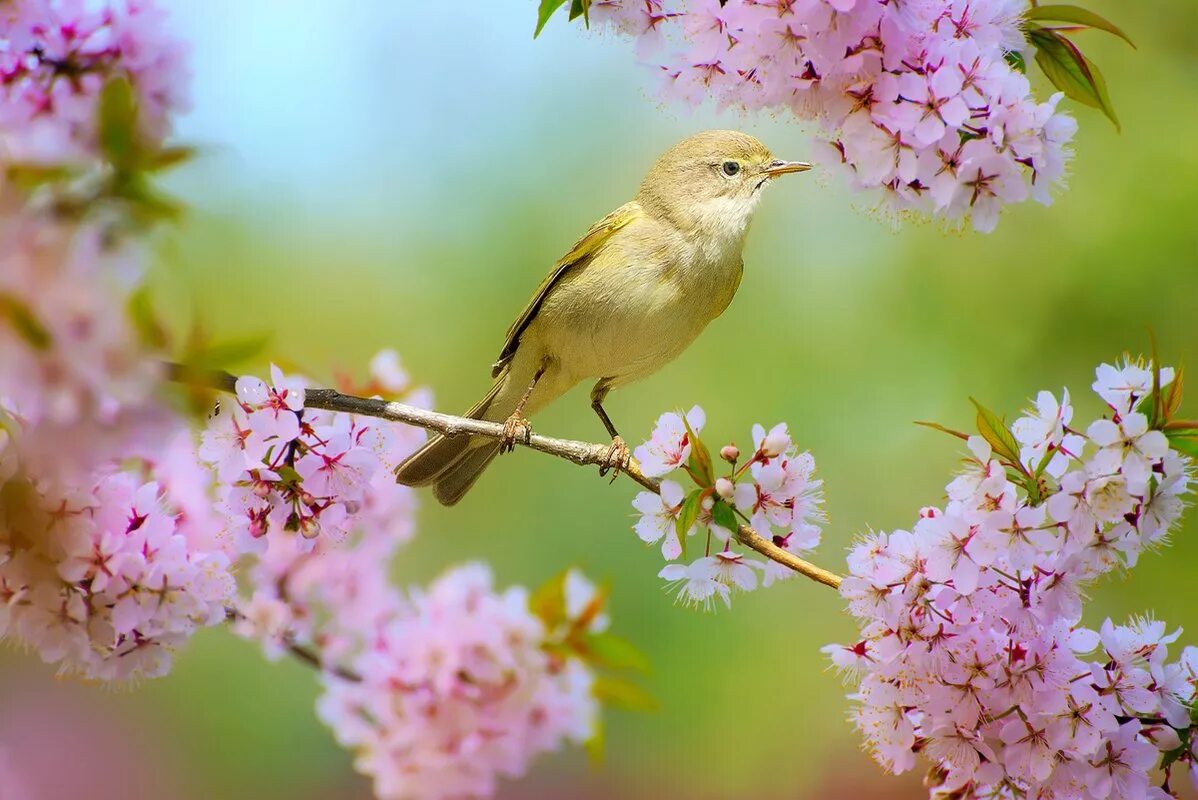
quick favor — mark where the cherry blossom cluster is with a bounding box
[824,357,1198,799]
[0,0,186,165]
[588,0,1078,231]
[218,362,634,799]
[631,406,825,608]
[0,432,236,680]
[316,565,604,800]
[227,352,427,664]
[199,359,430,556]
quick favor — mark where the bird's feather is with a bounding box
[491,201,642,377]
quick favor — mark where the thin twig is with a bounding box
[225,607,362,682]
[172,363,844,590]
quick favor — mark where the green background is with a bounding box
[2,1,1197,797]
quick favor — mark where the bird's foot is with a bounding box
[499,411,532,454]
[598,436,631,482]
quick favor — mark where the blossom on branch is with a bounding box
[631,411,825,606]
[826,356,1198,799]
[582,0,1094,231]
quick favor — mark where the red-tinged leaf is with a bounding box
[1163,419,1198,432]
[529,570,568,628]
[1149,329,1163,427]
[592,676,658,712]
[915,420,970,441]
[584,632,651,674]
[1165,365,1185,421]
[1025,5,1134,48]
[969,398,1023,469]
[570,582,610,634]
[1029,27,1119,130]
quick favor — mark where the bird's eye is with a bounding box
[722,161,740,177]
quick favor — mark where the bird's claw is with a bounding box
[599,436,631,481]
[499,411,532,454]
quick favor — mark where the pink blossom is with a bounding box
[632,405,705,477]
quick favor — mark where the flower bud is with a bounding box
[252,480,272,499]
[715,477,735,500]
[701,495,714,512]
[762,431,789,458]
[248,517,268,539]
[720,444,740,463]
[300,516,321,539]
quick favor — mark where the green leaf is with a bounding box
[915,420,970,441]
[584,718,605,766]
[711,500,739,539]
[1166,434,1198,460]
[1029,27,1119,130]
[0,292,52,350]
[592,676,658,712]
[682,414,714,487]
[584,632,651,673]
[530,570,569,628]
[569,0,591,23]
[969,398,1023,469]
[145,145,197,173]
[1004,50,1027,73]
[98,76,140,170]
[192,333,273,368]
[275,465,303,486]
[675,489,703,558]
[1025,5,1135,48]
[126,285,169,350]
[534,0,568,36]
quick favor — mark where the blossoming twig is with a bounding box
[225,607,362,682]
[168,364,843,589]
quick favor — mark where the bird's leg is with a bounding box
[591,379,630,480]
[500,364,545,454]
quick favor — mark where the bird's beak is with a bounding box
[763,159,812,177]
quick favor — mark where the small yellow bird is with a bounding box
[395,130,810,505]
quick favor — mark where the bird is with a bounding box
[395,129,810,505]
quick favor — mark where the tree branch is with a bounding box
[171,364,844,590]
[225,607,362,682]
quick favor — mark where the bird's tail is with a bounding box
[394,373,514,506]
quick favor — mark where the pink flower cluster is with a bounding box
[0,216,165,467]
[316,564,600,800]
[632,406,825,608]
[590,0,1076,231]
[824,357,1197,799]
[0,435,235,680]
[199,361,425,555]
[227,353,428,664]
[0,0,187,164]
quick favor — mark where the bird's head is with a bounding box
[636,129,809,248]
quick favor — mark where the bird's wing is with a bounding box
[491,201,642,377]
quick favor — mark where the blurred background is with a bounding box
[3,1,1197,797]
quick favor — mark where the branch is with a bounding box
[225,607,362,682]
[171,364,844,590]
